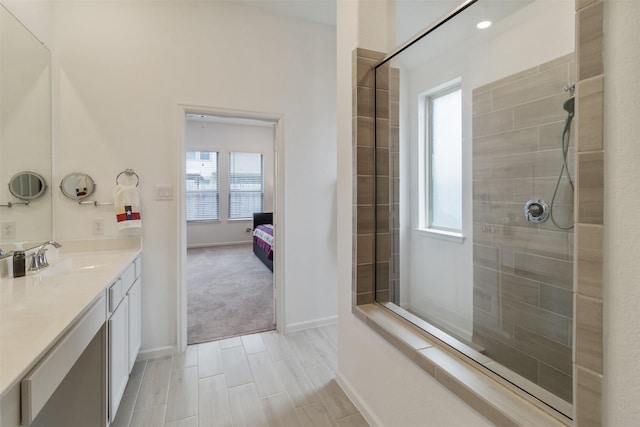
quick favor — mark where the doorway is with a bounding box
[178,108,284,348]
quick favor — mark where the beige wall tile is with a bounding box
[473,288,493,313]
[375,63,389,90]
[502,297,571,345]
[390,100,399,127]
[356,234,374,265]
[356,146,374,176]
[376,147,389,177]
[355,86,374,118]
[473,244,499,270]
[375,118,389,148]
[492,225,571,261]
[492,64,570,111]
[473,179,514,202]
[375,89,389,119]
[356,205,374,235]
[355,117,374,147]
[355,263,374,294]
[577,75,604,152]
[356,292,374,305]
[538,363,572,403]
[472,329,539,384]
[376,176,389,204]
[375,261,389,291]
[513,252,573,290]
[472,90,492,116]
[576,223,603,299]
[513,326,572,376]
[577,151,604,224]
[578,1,604,80]
[390,68,400,102]
[500,272,540,306]
[355,48,385,60]
[575,295,603,373]
[472,108,513,137]
[354,56,377,88]
[539,284,573,317]
[473,127,538,157]
[539,120,574,150]
[376,233,390,263]
[356,176,374,205]
[575,366,602,426]
[514,93,570,129]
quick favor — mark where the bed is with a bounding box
[252,212,274,272]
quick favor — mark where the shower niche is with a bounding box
[371,0,576,417]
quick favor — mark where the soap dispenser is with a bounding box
[13,250,25,278]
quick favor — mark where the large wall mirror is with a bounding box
[374,0,575,417]
[0,4,52,247]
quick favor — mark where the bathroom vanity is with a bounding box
[0,239,142,427]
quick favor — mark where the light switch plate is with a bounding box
[154,185,173,201]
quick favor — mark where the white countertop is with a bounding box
[0,239,141,398]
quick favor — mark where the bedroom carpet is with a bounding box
[187,244,274,345]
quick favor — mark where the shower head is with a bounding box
[563,97,575,115]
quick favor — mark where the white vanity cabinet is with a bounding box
[128,257,142,372]
[107,256,142,423]
[0,242,142,427]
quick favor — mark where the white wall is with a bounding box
[185,119,274,248]
[52,0,337,351]
[0,0,53,49]
[603,0,640,424]
[401,0,575,339]
[336,1,492,425]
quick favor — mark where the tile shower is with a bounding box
[471,53,576,402]
[352,0,605,422]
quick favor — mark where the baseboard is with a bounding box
[187,241,250,249]
[285,315,337,334]
[335,372,382,427]
[136,345,177,361]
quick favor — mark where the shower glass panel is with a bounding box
[374,0,575,416]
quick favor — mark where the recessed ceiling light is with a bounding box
[477,20,492,30]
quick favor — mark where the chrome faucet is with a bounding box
[28,241,62,271]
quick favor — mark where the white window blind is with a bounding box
[229,152,263,219]
[186,151,219,221]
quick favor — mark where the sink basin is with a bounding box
[34,253,124,278]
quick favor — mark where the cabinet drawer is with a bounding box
[21,294,106,425]
[108,279,123,313]
[121,262,136,294]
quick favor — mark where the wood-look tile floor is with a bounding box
[112,324,369,427]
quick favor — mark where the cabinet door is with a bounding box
[108,297,129,423]
[128,278,142,373]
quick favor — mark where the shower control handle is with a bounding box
[524,199,550,223]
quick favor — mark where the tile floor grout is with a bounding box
[111,324,368,427]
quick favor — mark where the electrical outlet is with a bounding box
[1,222,16,239]
[92,218,104,236]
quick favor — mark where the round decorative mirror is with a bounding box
[8,171,48,201]
[60,172,96,201]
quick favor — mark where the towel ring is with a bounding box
[116,168,140,187]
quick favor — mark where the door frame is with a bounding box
[176,105,285,350]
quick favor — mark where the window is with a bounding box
[186,151,219,221]
[229,152,263,219]
[424,85,462,232]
